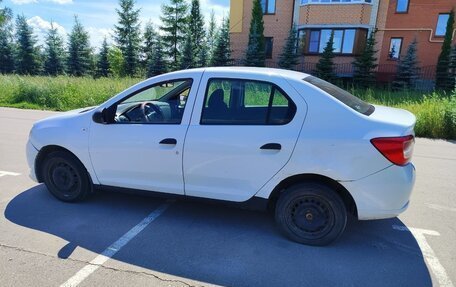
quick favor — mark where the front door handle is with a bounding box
[260,143,281,150]
[159,138,177,145]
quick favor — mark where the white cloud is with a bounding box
[46,0,73,4]
[27,16,66,45]
[87,27,113,51]
[11,0,37,4]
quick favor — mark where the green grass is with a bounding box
[0,75,138,111]
[350,88,456,140]
[0,75,455,140]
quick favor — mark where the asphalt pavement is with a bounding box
[0,107,455,287]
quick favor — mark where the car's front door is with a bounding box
[89,73,201,194]
[183,72,307,201]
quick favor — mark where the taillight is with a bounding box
[370,135,415,166]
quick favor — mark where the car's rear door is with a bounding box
[183,71,307,201]
[88,71,202,194]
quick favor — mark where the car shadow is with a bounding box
[5,185,432,287]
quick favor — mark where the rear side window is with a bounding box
[201,78,296,125]
[303,76,374,116]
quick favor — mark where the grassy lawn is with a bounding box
[0,75,455,140]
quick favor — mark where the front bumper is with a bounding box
[26,139,39,182]
[341,163,416,220]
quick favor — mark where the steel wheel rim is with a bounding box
[49,160,81,197]
[285,195,335,240]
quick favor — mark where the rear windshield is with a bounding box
[303,76,375,116]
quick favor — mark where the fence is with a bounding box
[232,59,437,91]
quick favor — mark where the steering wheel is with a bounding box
[140,101,164,122]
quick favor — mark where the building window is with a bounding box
[305,28,359,55]
[388,38,402,60]
[309,30,320,53]
[396,0,409,13]
[301,0,371,4]
[265,37,273,59]
[436,14,450,36]
[260,0,275,14]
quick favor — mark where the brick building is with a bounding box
[230,0,456,82]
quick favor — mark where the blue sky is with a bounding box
[2,0,229,49]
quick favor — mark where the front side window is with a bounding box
[114,79,192,124]
[396,0,409,13]
[260,0,276,14]
[436,14,450,36]
[201,79,296,125]
[388,38,402,60]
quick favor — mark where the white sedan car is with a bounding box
[26,67,416,245]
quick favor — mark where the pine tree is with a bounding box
[436,9,455,91]
[207,10,217,58]
[160,0,188,70]
[67,16,92,76]
[0,6,14,74]
[188,0,205,67]
[180,34,193,69]
[210,17,232,66]
[450,45,456,89]
[278,25,299,69]
[147,36,167,77]
[44,22,65,76]
[315,31,336,82]
[142,21,158,69]
[393,38,420,90]
[114,0,141,76]
[353,30,378,88]
[0,0,9,26]
[15,15,41,75]
[96,38,110,77]
[244,0,265,67]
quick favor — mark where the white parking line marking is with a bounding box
[426,203,456,213]
[0,170,20,177]
[60,202,172,287]
[393,225,454,287]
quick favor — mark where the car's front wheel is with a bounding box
[42,151,91,202]
[275,182,347,246]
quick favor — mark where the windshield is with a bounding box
[303,76,375,116]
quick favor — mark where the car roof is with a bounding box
[167,66,311,81]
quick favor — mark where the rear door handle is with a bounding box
[260,143,281,150]
[159,138,177,145]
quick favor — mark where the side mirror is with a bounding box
[92,109,107,124]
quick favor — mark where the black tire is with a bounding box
[42,151,91,202]
[275,182,347,246]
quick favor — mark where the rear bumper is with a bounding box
[26,139,39,182]
[341,163,416,220]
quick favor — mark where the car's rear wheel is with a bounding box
[275,182,347,246]
[42,151,90,202]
